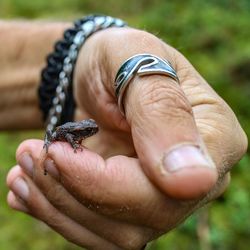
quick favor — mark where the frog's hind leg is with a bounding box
[65,134,82,153]
[44,130,53,153]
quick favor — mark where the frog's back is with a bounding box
[57,122,77,130]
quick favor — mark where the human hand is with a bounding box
[74,27,247,199]
[7,28,247,249]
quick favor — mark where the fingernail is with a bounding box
[18,153,33,176]
[11,177,29,201]
[163,145,214,173]
[44,158,59,179]
[8,191,29,213]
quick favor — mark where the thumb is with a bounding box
[86,28,217,200]
[124,72,217,199]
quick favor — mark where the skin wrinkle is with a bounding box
[181,80,220,108]
[0,70,38,106]
[103,158,139,207]
[53,148,108,207]
[128,83,197,147]
[144,96,193,120]
[106,162,151,211]
[190,95,218,108]
[75,45,130,132]
[0,68,37,87]
[177,66,200,87]
[145,201,178,231]
[0,27,24,67]
[98,44,116,97]
[75,34,105,99]
[66,160,99,194]
[173,49,205,85]
[0,22,69,130]
[0,107,42,130]
[141,81,191,110]
[196,117,244,184]
[126,79,193,125]
[46,184,69,209]
[196,104,246,159]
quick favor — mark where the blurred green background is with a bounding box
[0,0,249,249]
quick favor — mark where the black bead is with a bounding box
[64,28,78,40]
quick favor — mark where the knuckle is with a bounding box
[46,184,67,208]
[120,29,162,49]
[45,211,62,227]
[101,28,174,68]
[106,28,164,50]
[196,98,248,174]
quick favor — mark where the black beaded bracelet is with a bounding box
[38,15,127,131]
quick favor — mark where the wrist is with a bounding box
[0,21,70,129]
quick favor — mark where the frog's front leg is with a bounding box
[65,134,82,153]
[44,129,53,153]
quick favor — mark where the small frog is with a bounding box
[43,119,99,153]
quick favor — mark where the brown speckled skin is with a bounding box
[44,119,99,153]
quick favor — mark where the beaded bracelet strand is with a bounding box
[39,15,127,131]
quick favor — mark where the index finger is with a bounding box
[16,139,195,230]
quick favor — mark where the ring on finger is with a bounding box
[114,53,179,115]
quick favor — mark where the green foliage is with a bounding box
[0,0,249,249]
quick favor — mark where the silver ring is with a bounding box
[114,53,179,115]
